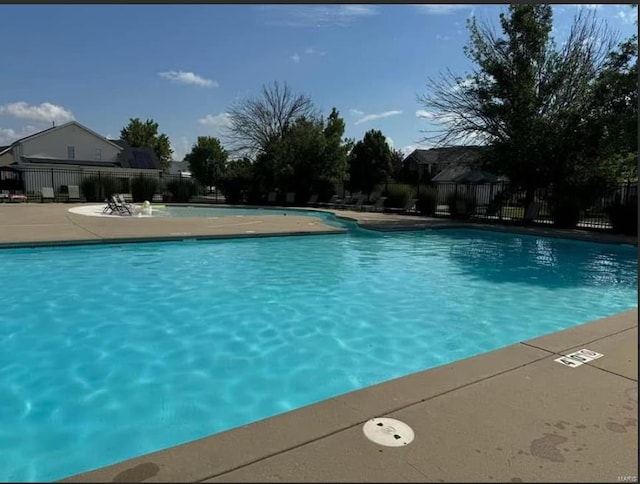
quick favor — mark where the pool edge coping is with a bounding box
[59,307,639,483]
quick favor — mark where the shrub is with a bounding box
[384,184,415,208]
[446,192,477,219]
[166,178,199,202]
[130,175,159,202]
[80,175,119,202]
[416,185,437,215]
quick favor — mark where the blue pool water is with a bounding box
[0,228,637,481]
[153,205,337,219]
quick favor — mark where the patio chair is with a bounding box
[68,185,81,202]
[116,194,134,212]
[0,190,9,202]
[317,194,341,208]
[286,192,296,204]
[337,192,361,209]
[523,202,541,223]
[387,198,418,214]
[267,191,277,204]
[41,187,55,202]
[307,194,319,206]
[103,195,132,216]
[363,196,387,212]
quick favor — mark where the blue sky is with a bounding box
[0,4,637,160]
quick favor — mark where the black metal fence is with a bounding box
[1,166,636,234]
[0,167,225,203]
[380,180,637,232]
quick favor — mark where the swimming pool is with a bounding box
[69,204,345,223]
[0,228,636,481]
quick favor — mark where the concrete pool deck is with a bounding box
[0,203,636,482]
[0,202,636,247]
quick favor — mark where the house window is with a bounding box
[95,148,102,160]
[67,146,75,160]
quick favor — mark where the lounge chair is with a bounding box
[337,192,361,209]
[103,195,132,216]
[363,196,387,212]
[317,194,341,208]
[387,197,418,214]
[286,192,296,204]
[41,187,55,202]
[523,202,541,223]
[352,195,366,211]
[116,194,133,212]
[307,194,319,206]
[68,185,81,202]
[267,191,277,204]
[0,190,9,202]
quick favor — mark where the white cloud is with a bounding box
[258,5,378,27]
[158,70,218,88]
[349,109,403,126]
[304,47,315,55]
[0,125,41,145]
[291,53,301,63]
[385,137,394,149]
[400,143,434,156]
[0,102,75,123]
[199,112,232,130]
[416,110,437,119]
[171,136,192,162]
[354,110,402,125]
[414,5,472,15]
[436,34,450,41]
[616,7,638,25]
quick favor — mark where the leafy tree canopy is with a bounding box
[120,118,173,172]
[184,136,228,188]
[348,129,393,194]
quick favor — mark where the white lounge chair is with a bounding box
[68,185,81,202]
[286,192,296,204]
[41,187,55,202]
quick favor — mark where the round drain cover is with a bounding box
[363,418,415,447]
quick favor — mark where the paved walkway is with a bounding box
[0,203,636,482]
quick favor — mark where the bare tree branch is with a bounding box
[226,81,319,158]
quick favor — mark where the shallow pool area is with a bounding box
[69,203,339,220]
[0,228,637,481]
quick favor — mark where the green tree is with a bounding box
[218,157,255,204]
[418,5,616,207]
[323,108,352,182]
[348,129,393,195]
[120,118,173,172]
[265,109,350,200]
[590,34,638,182]
[184,136,228,189]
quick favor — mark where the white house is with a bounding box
[0,121,162,196]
